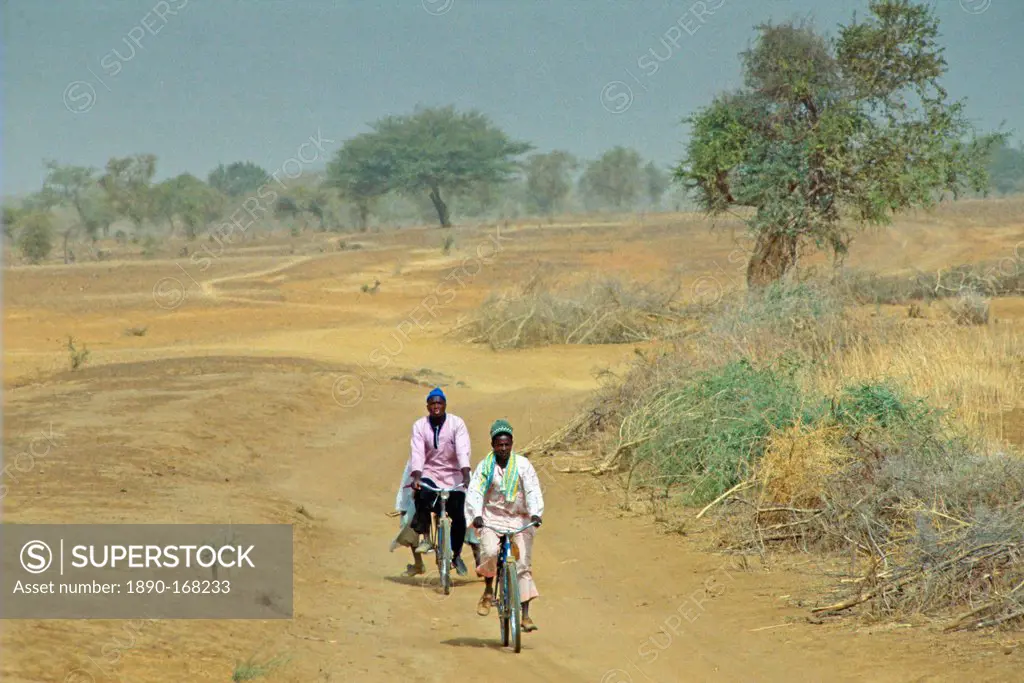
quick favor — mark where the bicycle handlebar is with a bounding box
[480,520,540,536]
[412,480,465,493]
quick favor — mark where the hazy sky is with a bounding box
[2,0,1022,197]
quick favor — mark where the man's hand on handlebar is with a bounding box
[410,470,422,490]
[530,515,542,527]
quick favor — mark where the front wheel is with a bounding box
[438,517,452,595]
[498,564,510,646]
[504,559,522,652]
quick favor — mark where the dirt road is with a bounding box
[4,217,1024,681]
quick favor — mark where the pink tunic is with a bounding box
[408,414,471,489]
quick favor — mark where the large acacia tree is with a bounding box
[331,106,531,227]
[675,1,1003,287]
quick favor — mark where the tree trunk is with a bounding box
[357,202,369,232]
[429,186,451,227]
[62,228,74,265]
[746,230,798,288]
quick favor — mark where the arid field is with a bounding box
[4,198,1024,682]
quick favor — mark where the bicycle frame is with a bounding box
[481,520,539,653]
[414,480,465,594]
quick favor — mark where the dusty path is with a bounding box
[270,377,1022,683]
[5,213,1024,681]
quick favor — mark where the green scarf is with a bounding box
[479,450,520,503]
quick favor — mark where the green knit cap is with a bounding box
[490,418,513,439]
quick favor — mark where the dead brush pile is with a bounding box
[525,278,1024,630]
[456,274,687,350]
[732,383,1024,631]
[839,259,1024,306]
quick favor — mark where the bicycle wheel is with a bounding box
[504,558,522,652]
[438,516,452,594]
[498,563,510,646]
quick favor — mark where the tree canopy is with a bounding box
[207,161,271,198]
[675,0,1004,286]
[524,151,577,215]
[579,146,644,210]
[325,132,394,230]
[329,105,532,227]
[986,137,1024,195]
[99,154,157,230]
[154,173,226,240]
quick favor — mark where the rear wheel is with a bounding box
[504,559,522,652]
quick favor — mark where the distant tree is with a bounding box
[524,151,577,214]
[154,173,225,240]
[207,161,270,198]
[451,179,511,219]
[579,147,644,210]
[325,133,393,230]
[675,1,1003,287]
[644,161,670,209]
[17,211,54,264]
[273,184,332,232]
[344,106,532,227]
[274,196,302,221]
[294,184,333,231]
[38,162,109,262]
[80,190,119,239]
[99,154,157,231]
[2,204,24,242]
[40,162,98,233]
[986,137,1024,195]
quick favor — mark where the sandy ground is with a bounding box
[3,205,1024,682]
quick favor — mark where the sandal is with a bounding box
[476,593,493,617]
[522,617,538,632]
[403,564,425,577]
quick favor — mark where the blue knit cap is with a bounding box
[427,387,446,401]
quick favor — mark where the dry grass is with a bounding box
[756,421,854,509]
[455,273,688,349]
[838,261,1024,306]
[813,323,1023,444]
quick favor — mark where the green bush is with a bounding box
[830,381,941,432]
[630,358,827,504]
[17,211,54,264]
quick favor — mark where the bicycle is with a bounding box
[415,480,464,595]
[480,520,539,653]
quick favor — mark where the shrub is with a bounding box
[626,358,827,504]
[66,336,90,370]
[947,291,990,326]
[735,381,1024,628]
[17,211,54,264]
[460,275,684,349]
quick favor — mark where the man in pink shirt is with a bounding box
[408,387,473,575]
